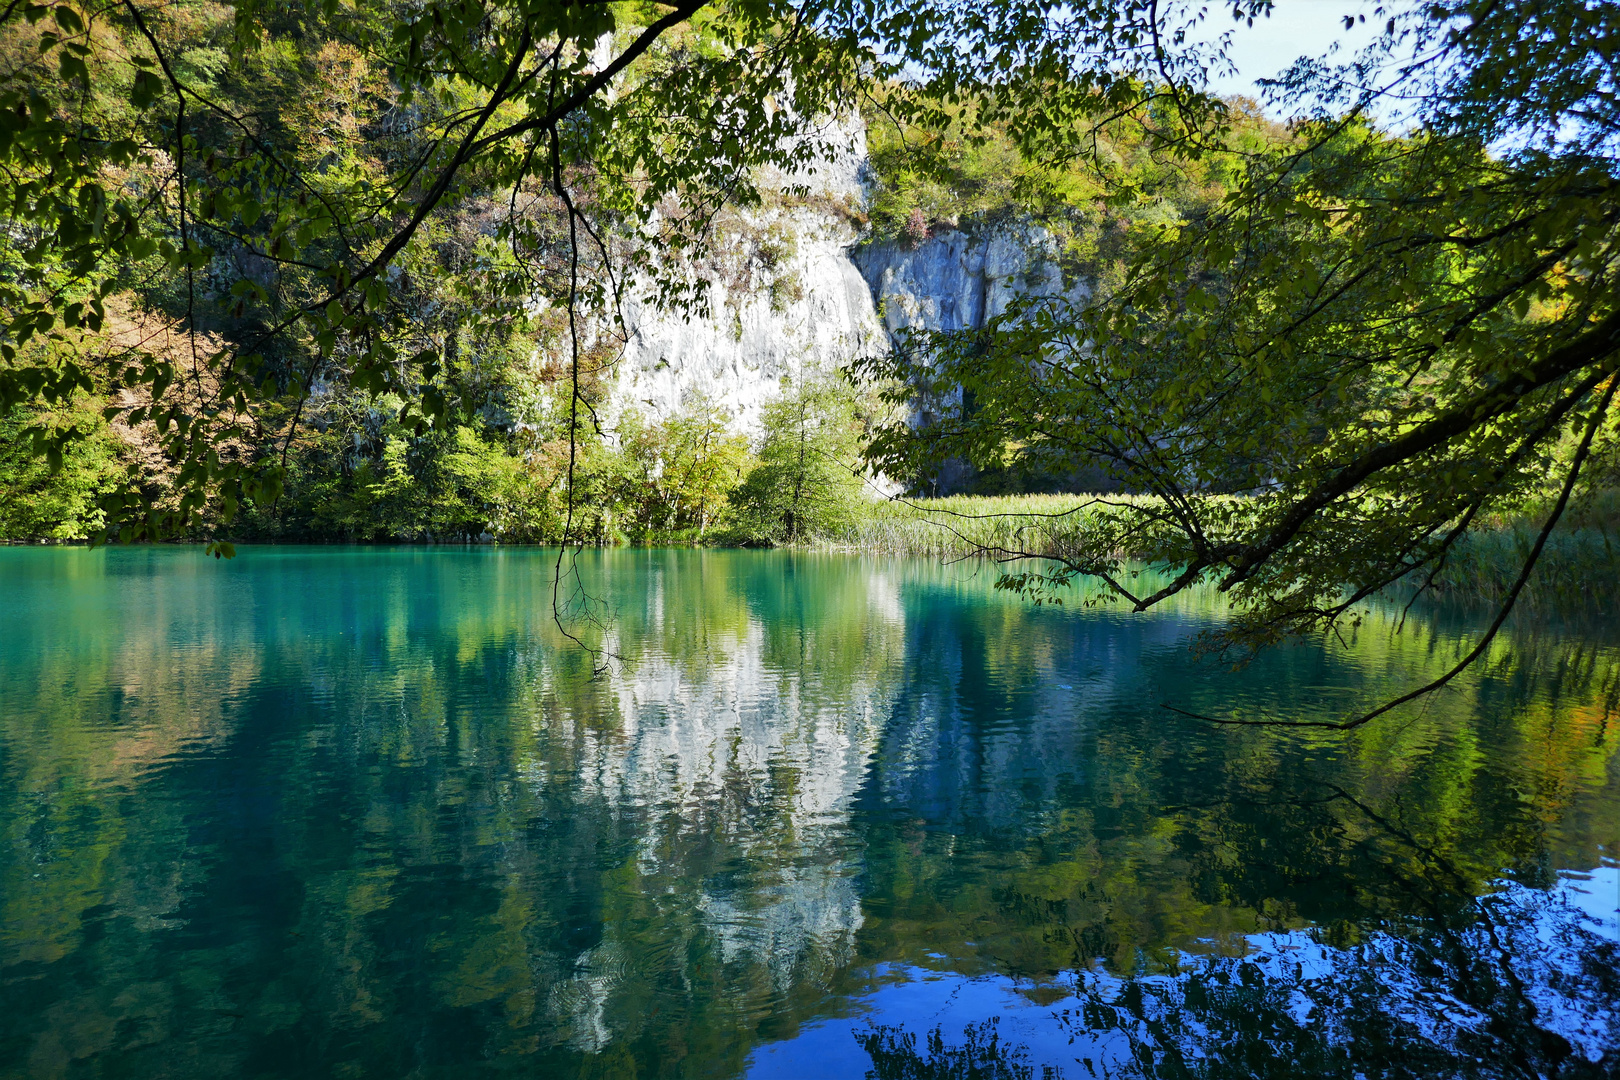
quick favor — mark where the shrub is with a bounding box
[727,376,867,544]
[614,396,753,541]
[0,403,126,541]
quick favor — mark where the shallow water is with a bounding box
[1,546,1616,1078]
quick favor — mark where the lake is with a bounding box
[1,546,1616,1078]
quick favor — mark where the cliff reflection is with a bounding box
[0,548,1615,1078]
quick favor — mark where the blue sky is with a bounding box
[1196,0,1386,108]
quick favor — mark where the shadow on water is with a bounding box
[0,546,1615,1078]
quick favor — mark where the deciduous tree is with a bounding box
[861,0,1620,725]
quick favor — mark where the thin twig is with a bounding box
[1167,373,1619,731]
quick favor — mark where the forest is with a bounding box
[1,0,1618,633]
[0,5,1273,550]
[3,5,1620,1076]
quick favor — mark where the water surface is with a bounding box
[1,547,1616,1078]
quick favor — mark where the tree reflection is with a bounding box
[860,1018,1060,1080]
[0,549,1616,1078]
[1051,875,1620,1079]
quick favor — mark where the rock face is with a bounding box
[605,117,884,436]
[855,222,1087,341]
[608,199,886,436]
[601,118,1084,443]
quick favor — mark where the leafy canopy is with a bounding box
[859,0,1620,725]
[0,0,1253,552]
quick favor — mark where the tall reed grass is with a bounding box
[818,491,1620,609]
[1426,527,1620,608]
[817,494,1146,559]
[1421,489,1620,608]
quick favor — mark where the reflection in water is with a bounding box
[1065,868,1620,1079]
[828,872,1620,1080]
[0,547,1616,1078]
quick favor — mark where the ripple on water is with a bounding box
[0,546,1616,1078]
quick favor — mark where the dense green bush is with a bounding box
[860,94,1283,291]
[235,386,623,544]
[725,376,868,544]
[0,403,126,541]
[0,371,874,548]
[221,388,763,545]
[613,396,753,541]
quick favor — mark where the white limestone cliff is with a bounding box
[593,118,1085,440]
[855,220,1087,340]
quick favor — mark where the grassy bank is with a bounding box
[818,493,1620,610]
[817,493,1137,558]
[1427,522,1620,608]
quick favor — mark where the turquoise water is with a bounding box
[1,546,1616,1078]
